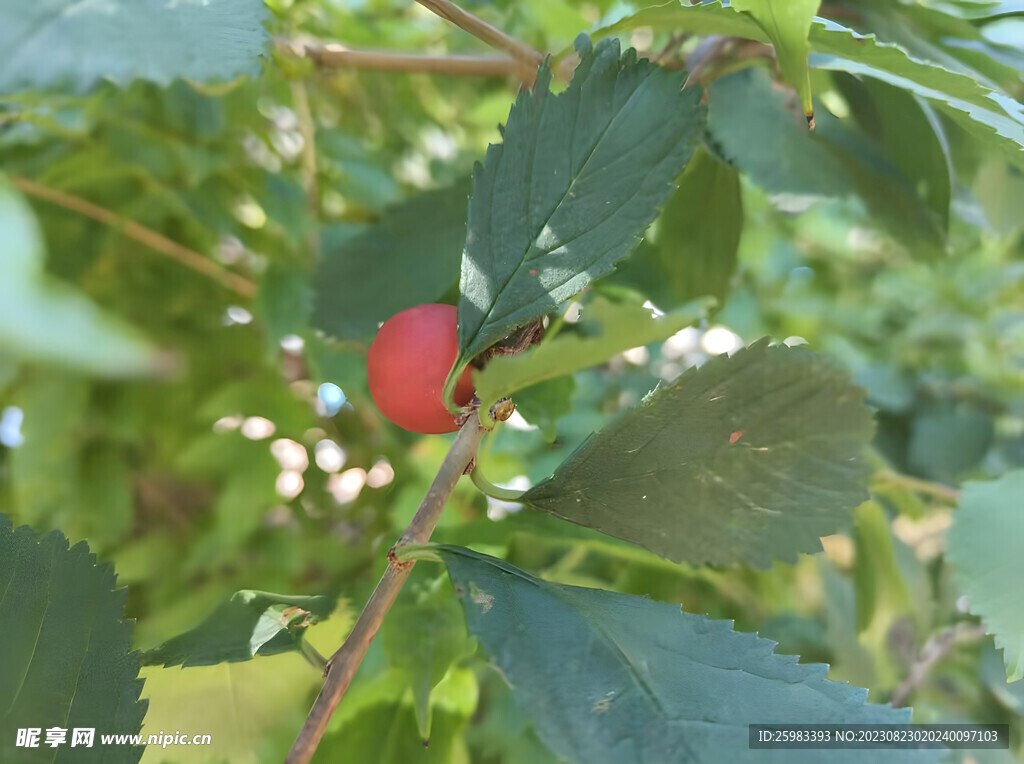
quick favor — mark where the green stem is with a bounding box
[873,471,960,504]
[442,355,470,415]
[298,638,328,672]
[471,467,527,502]
[543,300,576,343]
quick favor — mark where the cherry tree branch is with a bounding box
[891,622,988,707]
[301,43,526,79]
[286,410,487,764]
[414,0,544,76]
[12,176,256,298]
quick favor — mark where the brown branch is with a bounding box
[302,43,525,79]
[12,176,255,298]
[891,622,988,707]
[414,0,543,78]
[286,410,488,764]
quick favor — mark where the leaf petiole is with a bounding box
[470,467,527,502]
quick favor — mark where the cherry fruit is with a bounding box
[367,303,474,433]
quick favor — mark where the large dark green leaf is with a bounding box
[521,339,874,566]
[438,545,939,764]
[141,590,335,668]
[313,181,470,341]
[456,35,705,369]
[0,515,147,763]
[707,69,849,200]
[947,470,1024,682]
[0,0,269,93]
[708,69,945,255]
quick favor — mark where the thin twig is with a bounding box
[414,0,543,82]
[288,80,322,264]
[874,472,961,504]
[286,410,487,764]
[12,176,255,298]
[653,32,689,66]
[891,622,988,707]
[301,43,525,79]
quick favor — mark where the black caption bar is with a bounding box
[749,723,1009,749]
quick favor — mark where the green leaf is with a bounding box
[731,0,821,120]
[837,74,954,227]
[593,1,765,43]
[0,183,163,376]
[465,669,561,764]
[0,0,269,93]
[512,375,576,443]
[8,373,89,529]
[908,407,994,482]
[809,18,1024,167]
[655,147,743,305]
[315,667,478,762]
[708,69,946,254]
[437,545,939,764]
[521,338,874,566]
[456,35,705,369]
[313,181,470,341]
[474,296,711,416]
[852,500,914,688]
[256,262,313,353]
[947,470,1024,682]
[381,576,476,740]
[707,69,850,200]
[0,515,147,762]
[812,100,947,255]
[595,3,1024,165]
[141,590,335,668]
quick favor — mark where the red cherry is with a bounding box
[367,304,475,434]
